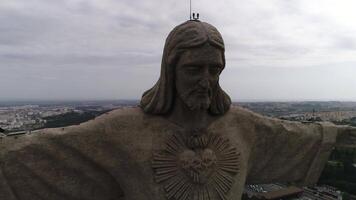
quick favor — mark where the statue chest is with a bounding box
[118,126,245,200]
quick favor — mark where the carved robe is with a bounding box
[0,106,337,200]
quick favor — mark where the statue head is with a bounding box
[140,20,231,115]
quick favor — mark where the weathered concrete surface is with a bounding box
[0,106,337,199]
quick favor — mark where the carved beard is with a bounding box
[179,87,212,111]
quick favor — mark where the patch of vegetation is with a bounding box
[333,117,356,127]
[43,110,109,128]
[319,147,356,195]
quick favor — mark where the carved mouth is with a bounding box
[195,89,210,97]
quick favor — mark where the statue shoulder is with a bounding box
[93,106,151,130]
[101,106,144,118]
[227,105,301,128]
[92,106,145,124]
[227,105,267,122]
[59,106,146,133]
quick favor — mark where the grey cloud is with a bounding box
[0,11,55,46]
[0,52,161,67]
[331,36,356,50]
[1,0,356,101]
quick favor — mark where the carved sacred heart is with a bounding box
[179,148,217,184]
[152,133,240,200]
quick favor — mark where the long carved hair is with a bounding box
[140,20,231,115]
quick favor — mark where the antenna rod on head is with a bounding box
[189,0,192,20]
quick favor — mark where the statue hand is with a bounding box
[336,125,356,148]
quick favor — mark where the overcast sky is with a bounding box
[1,0,356,101]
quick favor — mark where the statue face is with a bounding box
[175,44,224,110]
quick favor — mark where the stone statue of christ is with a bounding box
[1,20,355,200]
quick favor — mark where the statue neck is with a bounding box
[168,96,214,133]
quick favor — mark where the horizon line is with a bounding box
[1,99,356,103]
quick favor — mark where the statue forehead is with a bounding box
[177,44,224,66]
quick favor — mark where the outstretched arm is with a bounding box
[245,114,338,186]
[0,118,125,200]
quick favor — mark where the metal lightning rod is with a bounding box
[189,0,199,21]
[190,0,192,20]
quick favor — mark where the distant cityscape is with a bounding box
[236,101,356,126]
[1,100,356,134]
[1,100,356,199]
[0,100,138,134]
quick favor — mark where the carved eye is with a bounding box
[185,66,201,74]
